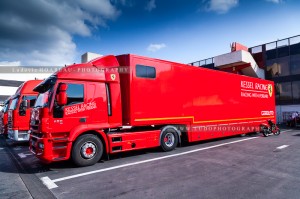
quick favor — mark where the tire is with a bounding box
[71,134,103,167]
[262,129,269,137]
[274,129,280,136]
[160,126,179,152]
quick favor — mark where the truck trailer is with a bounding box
[8,80,42,141]
[30,54,276,166]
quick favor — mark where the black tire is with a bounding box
[274,129,280,136]
[262,129,269,137]
[71,134,103,167]
[160,126,179,152]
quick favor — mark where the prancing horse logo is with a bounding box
[268,84,273,97]
[110,74,116,80]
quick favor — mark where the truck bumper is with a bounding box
[30,135,71,163]
[8,129,30,141]
[30,137,51,163]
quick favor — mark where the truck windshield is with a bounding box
[3,103,9,113]
[33,76,56,108]
[9,98,19,110]
[34,92,49,108]
[23,96,37,108]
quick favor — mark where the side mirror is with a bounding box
[57,92,67,106]
[56,83,68,106]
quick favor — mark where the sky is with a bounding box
[0,0,300,66]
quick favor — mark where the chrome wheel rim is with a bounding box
[164,132,175,147]
[80,142,97,159]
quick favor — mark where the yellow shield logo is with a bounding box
[110,74,116,81]
[268,84,273,97]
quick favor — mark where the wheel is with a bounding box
[160,126,179,152]
[262,129,269,137]
[71,134,103,167]
[274,129,280,136]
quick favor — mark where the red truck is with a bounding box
[8,80,42,141]
[30,54,277,166]
[1,97,12,138]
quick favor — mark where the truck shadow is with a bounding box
[102,133,261,162]
[0,135,51,174]
[0,133,261,173]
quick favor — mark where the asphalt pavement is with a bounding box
[0,137,32,199]
[0,136,55,199]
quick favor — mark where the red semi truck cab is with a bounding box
[30,54,277,166]
[1,98,11,137]
[8,80,42,141]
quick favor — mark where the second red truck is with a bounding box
[8,80,42,141]
[1,97,11,137]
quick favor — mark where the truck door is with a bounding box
[50,81,108,135]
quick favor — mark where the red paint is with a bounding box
[86,148,93,155]
[231,42,248,52]
[0,97,12,136]
[7,80,42,141]
[29,54,276,164]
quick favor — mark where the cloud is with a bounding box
[147,43,166,52]
[112,0,135,7]
[205,0,238,14]
[0,0,120,66]
[265,0,283,3]
[145,0,156,12]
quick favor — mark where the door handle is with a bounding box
[79,118,86,123]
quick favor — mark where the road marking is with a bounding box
[18,153,33,158]
[41,177,58,189]
[42,136,259,189]
[277,145,289,150]
[41,129,293,189]
[0,147,4,150]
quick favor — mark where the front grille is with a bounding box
[7,120,12,129]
